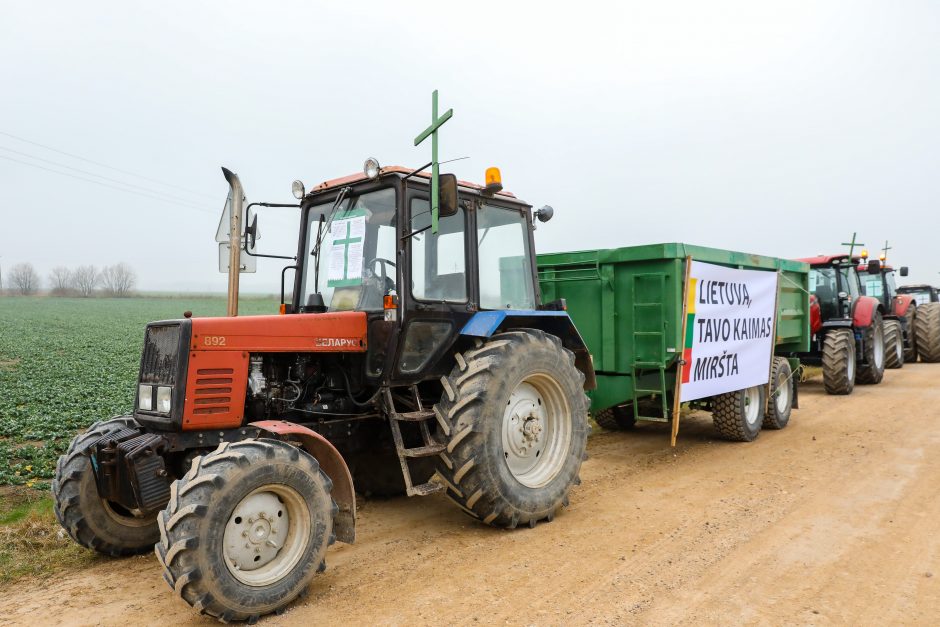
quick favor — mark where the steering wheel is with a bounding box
[367,257,397,292]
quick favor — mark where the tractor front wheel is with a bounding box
[902,306,918,363]
[856,311,886,384]
[821,328,856,395]
[435,330,589,529]
[914,303,940,363]
[156,439,335,622]
[884,319,904,369]
[52,416,160,556]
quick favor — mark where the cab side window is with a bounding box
[409,199,467,302]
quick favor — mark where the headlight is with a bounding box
[138,384,153,410]
[363,157,380,179]
[291,179,305,200]
[156,386,172,413]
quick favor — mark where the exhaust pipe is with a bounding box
[222,167,244,317]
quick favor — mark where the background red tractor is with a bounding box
[798,254,886,394]
[857,252,914,366]
[895,283,940,362]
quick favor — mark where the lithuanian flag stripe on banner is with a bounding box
[681,278,697,383]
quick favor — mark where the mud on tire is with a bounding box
[434,330,590,529]
[914,302,940,363]
[884,319,904,369]
[712,385,766,442]
[822,328,856,395]
[155,439,336,623]
[856,311,886,384]
[763,357,793,430]
[52,415,160,556]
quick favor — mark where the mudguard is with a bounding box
[250,420,356,543]
[852,296,881,328]
[893,293,916,318]
[460,310,596,390]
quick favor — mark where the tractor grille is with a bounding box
[140,324,182,385]
[192,367,235,416]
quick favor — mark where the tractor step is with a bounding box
[401,442,447,458]
[392,410,436,422]
[407,481,445,497]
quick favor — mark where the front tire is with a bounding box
[52,416,160,556]
[856,311,886,384]
[822,328,856,395]
[712,385,765,442]
[902,306,918,363]
[884,319,904,369]
[763,357,793,430]
[435,330,589,529]
[156,439,336,622]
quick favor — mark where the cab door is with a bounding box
[392,185,476,384]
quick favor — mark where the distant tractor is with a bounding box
[897,284,940,304]
[896,284,940,362]
[797,254,886,394]
[857,252,914,366]
[52,103,595,621]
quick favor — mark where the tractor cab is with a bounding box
[898,284,940,304]
[803,254,878,327]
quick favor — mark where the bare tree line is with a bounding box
[2,262,137,297]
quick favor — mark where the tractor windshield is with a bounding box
[301,187,398,312]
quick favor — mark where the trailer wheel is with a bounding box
[822,328,856,395]
[902,306,918,363]
[52,415,160,556]
[712,385,765,442]
[763,357,793,430]
[156,439,335,622]
[914,303,940,362]
[884,319,904,369]
[594,405,637,431]
[856,311,886,384]
[434,330,589,528]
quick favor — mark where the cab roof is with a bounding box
[797,254,860,266]
[308,165,520,201]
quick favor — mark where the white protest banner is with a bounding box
[678,261,778,402]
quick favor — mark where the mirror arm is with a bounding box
[243,201,301,260]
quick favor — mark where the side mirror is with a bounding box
[867,259,882,274]
[244,214,259,252]
[438,173,458,218]
[900,266,909,277]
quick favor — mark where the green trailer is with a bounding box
[537,243,810,441]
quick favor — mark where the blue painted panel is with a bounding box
[459,310,570,337]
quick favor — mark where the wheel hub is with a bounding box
[224,491,288,573]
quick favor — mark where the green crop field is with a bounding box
[0,295,278,488]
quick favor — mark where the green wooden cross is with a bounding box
[414,89,453,234]
[881,240,892,261]
[841,232,865,259]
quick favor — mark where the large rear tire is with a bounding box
[712,385,765,442]
[594,404,637,431]
[763,357,793,430]
[156,439,336,622]
[821,329,856,395]
[52,416,160,556]
[914,303,940,363]
[902,306,918,363]
[884,319,904,369]
[855,311,885,384]
[434,330,589,529]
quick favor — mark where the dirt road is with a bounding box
[3,365,939,626]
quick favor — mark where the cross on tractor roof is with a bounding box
[414,90,454,234]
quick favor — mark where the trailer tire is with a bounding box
[856,311,886,384]
[712,385,765,442]
[902,306,918,363]
[594,405,637,431]
[884,319,904,369]
[763,357,793,430]
[156,439,335,623]
[914,302,940,363]
[52,415,160,556]
[434,330,589,529]
[822,328,856,395]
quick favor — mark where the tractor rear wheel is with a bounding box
[856,311,886,384]
[434,330,589,529]
[156,439,335,622]
[712,385,765,442]
[902,307,918,363]
[884,319,904,369]
[594,404,637,431]
[763,357,793,430]
[821,328,856,395]
[52,415,160,556]
[914,302,940,362]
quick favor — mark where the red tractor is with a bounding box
[895,283,940,362]
[52,148,595,620]
[797,254,886,394]
[857,253,916,365]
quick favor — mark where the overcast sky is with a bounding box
[1,1,938,293]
